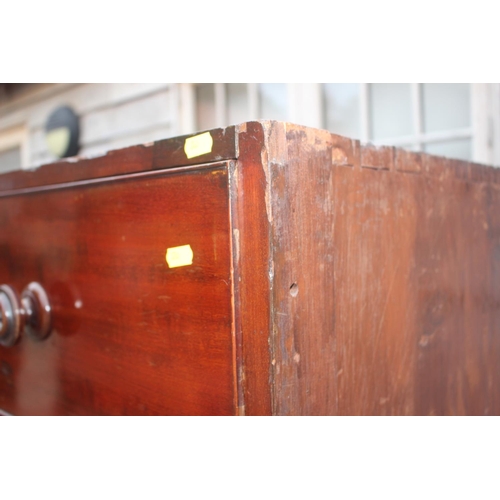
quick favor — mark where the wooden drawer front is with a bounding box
[0,164,234,415]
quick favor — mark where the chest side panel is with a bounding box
[268,123,500,415]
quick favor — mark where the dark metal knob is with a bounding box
[21,282,52,341]
[0,282,52,347]
[0,285,23,347]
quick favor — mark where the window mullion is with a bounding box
[411,83,423,151]
[471,83,493,164]
[374,127,473,148]
[360,83,370,142]
[214,83,226,127]
[247,83,259,119]
[178,83,196,135]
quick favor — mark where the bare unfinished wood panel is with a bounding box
[263,122,500,415]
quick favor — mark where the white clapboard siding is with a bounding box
[0,83,178,169]
[80,90,172,146]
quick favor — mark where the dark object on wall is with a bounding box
[44,105,80,158]
[0,121,499,416]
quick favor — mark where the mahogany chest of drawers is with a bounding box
[1,121,499,415]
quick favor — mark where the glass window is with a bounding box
[424,139,472,161]
[370,83,413,140]
[323,83,360,138]
[227,83,248,125]
[192,83,477,164]
[423,83,470,133]
[259,83,287,120]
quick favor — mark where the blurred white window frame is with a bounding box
[362,83,473,155]
[0,124,29,172]
[181,83,500,165]
[179,83,322,134]
[323,83,500,165]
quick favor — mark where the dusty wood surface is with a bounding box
[264,122,500,415]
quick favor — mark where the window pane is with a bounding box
[370,83,413,140]
[196,83,216,131]
[0,147,21,173]
[227,83,249,125]
[423,83,470,133]
[323,83,360,138]
[259,83,287,120]
[424,139,472,161]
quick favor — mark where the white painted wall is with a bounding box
[0,83,180,169]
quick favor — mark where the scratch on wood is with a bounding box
[376,260,401,338]
[233,228,240,264]
[261,144,272,224]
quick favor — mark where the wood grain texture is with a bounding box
[265,122,500,415]
[229,122,273,416]
[0,163,234,415]
[2,120,500,416]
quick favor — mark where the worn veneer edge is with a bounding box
[227,160,243,416]
[0,162,230,198]
[229,122,274,416]
[229,126,245,415]
[330,131,500,186]
[262,121,290,416]
[0,126,238,194]
[1,120,498,194]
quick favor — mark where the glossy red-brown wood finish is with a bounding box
[0,163,234,415]
[229,123,274,415]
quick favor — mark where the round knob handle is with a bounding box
[0,282,52,347]
[0,285,23,347]
[21,282,52,341]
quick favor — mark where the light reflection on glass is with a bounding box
[370,83,413,140]
[323,83,360,138]
[259,84,287,121]
[425,139,472,161]
[423,83,470,133]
